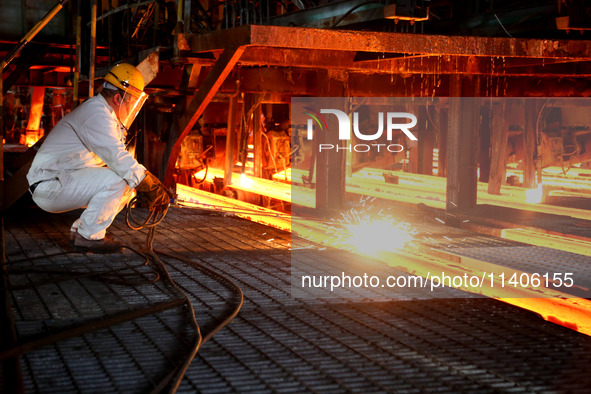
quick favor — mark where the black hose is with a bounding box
[156,248,244,344]
[126,202,244,393]
[1,201,244,393]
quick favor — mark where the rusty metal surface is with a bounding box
[180,47,591,78]
[188,25,252,53]
[236,48,591,77]
[188,25,591,60]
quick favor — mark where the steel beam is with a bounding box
[488,102,509,195]
[163,46,245,187]
[188,25,252,53]
[347,73,591,97]
[446,93,479,211]
[188,25,591,60]
[348,168,591,222]
[523,100,538,188]
[186,47,591,78]
[315,72,347,213]
[176,184,291,232]
[239,47,356,73]
[224,93,238,186]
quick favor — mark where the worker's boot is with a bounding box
[70,230,113,245]
[73,232,123,253]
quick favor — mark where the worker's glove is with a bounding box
[136,171,171,209]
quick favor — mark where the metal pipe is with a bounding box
[73,14,81,103]
[177,0,184,27]
[0,0,71,71]
[126,1,131,57]
[89,0,97,97]
[153,1,160,47]
[91,0,156,24]
[224,91,239,186]
[183,0,191,30]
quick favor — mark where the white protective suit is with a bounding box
[27,94,147,240]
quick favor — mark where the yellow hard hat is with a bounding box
[104,63,145,98]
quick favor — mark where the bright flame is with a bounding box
[525,184,544,204]
[329,207,417,257]
[342,218,415,256]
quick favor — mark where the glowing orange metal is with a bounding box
[176,183,291,232]
[508,166,591,193]
[292,207,591,336]
[395,247,591,336]
[177,179,591,336]
[272,168,291,183]
[349,167,591,221]
[194,168,315,208]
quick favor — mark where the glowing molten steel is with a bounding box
[525,184,544,204]
[175,184,291,232]
[194,168,315,208]
[239,173,254,188]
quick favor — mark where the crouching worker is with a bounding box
[27,63,170,253]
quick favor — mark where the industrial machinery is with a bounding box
[4,1,591,392]
[2,0,591,214]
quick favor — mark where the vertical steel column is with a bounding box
[253,97,263,178]
[417,106,435,176]
[488,100,508,195]
[73,13,81,103]
[438,106,448,178]
[446,94,479,212]
[225,93,239,186]
[315,71,347,213]
[478,103,492,183]
[182,0,191,30]
[0,78,8,386]
[153,1,160,47]
[523,100,538,189]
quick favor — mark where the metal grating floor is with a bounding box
[3,206,591,392]
[416,225,591,294]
